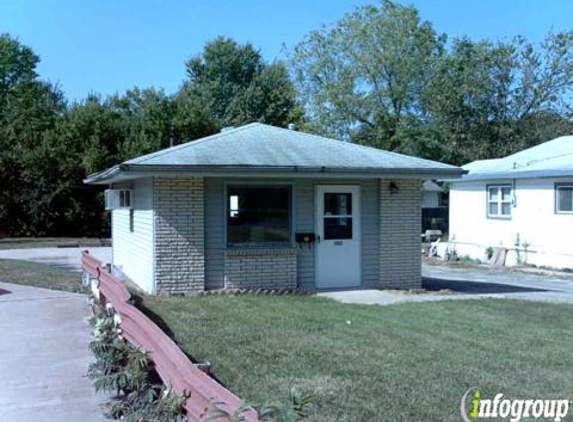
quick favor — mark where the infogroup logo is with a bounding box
[461,387,570,422]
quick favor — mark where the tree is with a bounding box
[0,33,303,237]
[0,33,39,97]
[290,1,573,165]
[0,34,66,235]
[181,36,301,129]
[422,33,573,164]
[290,0,445,148]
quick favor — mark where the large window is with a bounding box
[227,186,291,247]
[556,184,573,214]
[487,185,512,219]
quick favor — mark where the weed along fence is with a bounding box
[81,250,258,422]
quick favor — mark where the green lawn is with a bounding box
[0,237,109,250]
[0,259,83,292]
[140,295,573,422]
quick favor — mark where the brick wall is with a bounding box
[224,248,297,290]
[379,179,422,289]
[154,177,205,294]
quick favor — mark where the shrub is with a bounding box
[88,298,187,421]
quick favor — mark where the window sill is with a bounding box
[486,215,512,220]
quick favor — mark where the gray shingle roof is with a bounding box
[459,135,573,181]
[85,123,463,184]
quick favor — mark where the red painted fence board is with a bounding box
[81,251,258,422]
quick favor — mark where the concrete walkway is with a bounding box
[0,282,107,422]
[0,247,112,272]
[320,263,573,305]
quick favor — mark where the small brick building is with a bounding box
[85,123,463,295]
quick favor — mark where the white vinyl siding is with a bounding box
[112,178,155,293]
[450,177,573,268]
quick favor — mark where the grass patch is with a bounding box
[0,259,83,292]
[0,237,109,250]
[140,295,573,422]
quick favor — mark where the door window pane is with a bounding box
[324,217,352,240]
[324,193,352,216]
[227,187,290,246]
[557,187,573,212]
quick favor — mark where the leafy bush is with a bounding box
[88,298,187,421]
[203,391,314,422]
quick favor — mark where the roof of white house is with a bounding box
[85,123,464,184]
[457,135,573,182]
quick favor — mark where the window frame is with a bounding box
[486,184,512,220]
[224,183,294,249]
[119,189,132,209]
[555,183,573,215]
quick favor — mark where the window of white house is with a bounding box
[487,185,512,218]
[556,185,573,214]
[227,186,291,247]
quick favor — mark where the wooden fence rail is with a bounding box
[81,250,258,422]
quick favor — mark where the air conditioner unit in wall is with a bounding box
[104,189,133,210]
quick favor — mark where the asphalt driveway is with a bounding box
[0,282,107,422]
[0,247,111,272]
[321,263,573,305]
[422,263,573,303]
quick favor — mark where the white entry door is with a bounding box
[315,185,361,289]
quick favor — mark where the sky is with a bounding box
[1,0,572,102]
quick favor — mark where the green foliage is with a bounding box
[0,33,302,237]
[290,0,445,147]
[0,35,67,235]
[290,0,573,165]
[181,36,302,128]
[2,10,573,236]
[0,33,39,95]
[421,33,573,164]
[118,387,188,422]
[88,303,131,395]
[88,300,187,421]
[203,391,314,422]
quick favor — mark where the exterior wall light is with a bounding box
[389,181,400,195]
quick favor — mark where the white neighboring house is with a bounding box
[448,136,573,269]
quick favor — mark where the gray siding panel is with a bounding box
[294,179,315,290]
[204,177,381,290]
[359,179,380,289]
[205,178,225,289]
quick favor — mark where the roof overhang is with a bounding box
[445,169,573,183]
[84,164,466,185]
